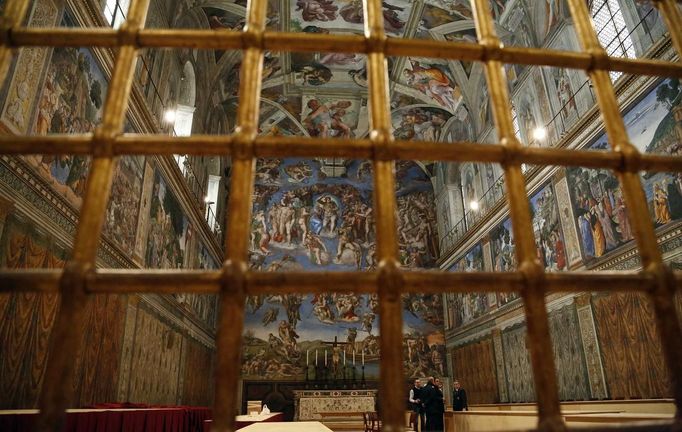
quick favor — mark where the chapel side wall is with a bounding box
[0,0,218,409]
[441,0,682,403]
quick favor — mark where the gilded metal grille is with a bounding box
[1,0,682,430]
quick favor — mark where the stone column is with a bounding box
[491,328,508,403]
[575,294,608,399]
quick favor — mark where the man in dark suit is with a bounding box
[422,377,445,431]
[452,379,468,411]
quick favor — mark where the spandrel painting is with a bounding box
[397,59,462,112]
[24,12,107,208]
[145,169,191,269]
[391,105,453,142]
[446,243,490,329]
[567,79,682,263]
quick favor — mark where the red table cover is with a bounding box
[0,405,211,432]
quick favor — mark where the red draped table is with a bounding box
[0,404,211,432]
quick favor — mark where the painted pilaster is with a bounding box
[482,235,497,308]
[133,160,155,263]
[117,297,140,401]
[0,195,14,240]
[553,169,583,268]
[491,328,508,403]
[575,293,608,399]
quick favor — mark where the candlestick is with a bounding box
[362,350,364,366]
[353,349,356,366]
[306,350,309,366]
[343,350,346,366]
[315,349,318,366]
[325,350,328,366]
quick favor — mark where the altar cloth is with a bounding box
[293,389,377,420]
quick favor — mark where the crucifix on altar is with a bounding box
[322,336,350,377]
[305,336,365,388]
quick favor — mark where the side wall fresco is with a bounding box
[444,79,682,401]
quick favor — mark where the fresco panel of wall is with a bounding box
[567,79,682,264]
[242,159,445,380]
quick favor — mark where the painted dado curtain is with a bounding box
[0,223,64,408]
[5,231,65,269]
[0,219,127,409]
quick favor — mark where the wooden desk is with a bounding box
[203,412,284,431]
[239,421,332,432]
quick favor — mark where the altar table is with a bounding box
[293,389,377,421]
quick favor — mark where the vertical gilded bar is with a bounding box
[36,0,151,430]
[212,0,267,429]
[362,0,404,429]
[470,0,564,429]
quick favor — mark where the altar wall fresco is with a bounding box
[242,158,445,380]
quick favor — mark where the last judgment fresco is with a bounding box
[242,158,445,380]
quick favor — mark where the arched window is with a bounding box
[589,0,635,80]
[173,61,196,137]
[104,0,130,28]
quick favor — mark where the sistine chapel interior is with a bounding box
[0,0,681,431]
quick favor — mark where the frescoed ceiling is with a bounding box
[176,0,569,143]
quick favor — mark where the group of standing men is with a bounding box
[408,378,468,431]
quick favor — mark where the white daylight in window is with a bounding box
[205,175,221,232]
[104,0,130,29]
[511,106,522,140]
[173,105,195,137]
[590,0,636,81]
[174,154,188,176]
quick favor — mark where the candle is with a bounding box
[325,350,328,366]
[353,350,356,366]
[343,350,346,366]
[315,349,318,366]
[362,350,365,366]
[307,350,309,366]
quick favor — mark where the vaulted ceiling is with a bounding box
[172,0,568,143]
